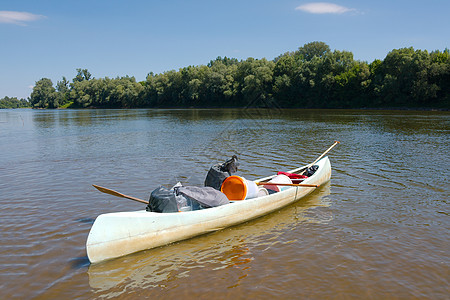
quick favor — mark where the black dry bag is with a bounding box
[204,155,239,190]
[146,186,178,213]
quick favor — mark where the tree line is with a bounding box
[3,42,449,109]
[0,96,30,109]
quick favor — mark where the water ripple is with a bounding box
[0,109,448,299]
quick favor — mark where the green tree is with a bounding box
[30,78,58,108]
[297,41,331,61]
[0,96,30,109]
[55,76,70,107]
[72,68,92,83]
[370,47,449,108]
[234,58,274,106]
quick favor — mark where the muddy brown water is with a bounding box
[0,108,448,299]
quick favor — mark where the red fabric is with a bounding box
[277,171,308,179]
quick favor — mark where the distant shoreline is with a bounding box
[2,106,447,112]
[3,43,449,111]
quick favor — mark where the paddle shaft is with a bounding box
[308,140,340,167]
[256,182,319,188]
[92,184,149,204]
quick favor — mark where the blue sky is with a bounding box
[1,0,449,99]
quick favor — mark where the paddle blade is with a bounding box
[92,184,148,204]
[92,184,121,197]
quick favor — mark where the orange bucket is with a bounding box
[221,175,258,200]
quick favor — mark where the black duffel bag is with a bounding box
[204,155,239,190]
[146,186,178,213]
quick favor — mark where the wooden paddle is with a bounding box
[256,182,319,188]
[288,140,340,174]
[309,140,340,167]
[92,184,149,204]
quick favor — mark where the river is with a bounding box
[0,108,448,299]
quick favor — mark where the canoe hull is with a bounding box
[86,157,332,264]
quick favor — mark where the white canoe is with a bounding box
[86,156,332,264]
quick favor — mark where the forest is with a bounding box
[0,96,30,109]
[2,42,449,109]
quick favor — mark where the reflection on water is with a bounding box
[88,183,331,294]
[0,108,448,299]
